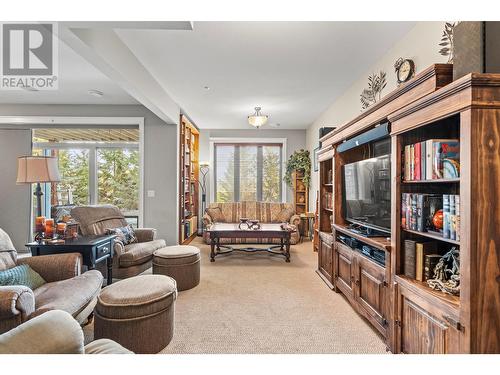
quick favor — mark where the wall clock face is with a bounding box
[397,59,415,83]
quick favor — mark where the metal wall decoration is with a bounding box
[427,247,460,295]
[439,22,458,63]
[360,71,387,110]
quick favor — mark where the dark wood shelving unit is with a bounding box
[178,114,200,244]
[316,64,500,353]
[293,170,309,215]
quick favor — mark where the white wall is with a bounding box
[306,21,449,211]
[199,128,307,203]
[0,104,179,246]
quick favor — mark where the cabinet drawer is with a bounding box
[96,242,111,259]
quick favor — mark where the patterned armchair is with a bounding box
[202,201,300,245]
[70,205,166,279]
[0,228,103,334]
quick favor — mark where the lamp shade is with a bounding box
[16,156,61,184]
[248,107,268,128]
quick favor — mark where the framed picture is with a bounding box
[313,147,319,172]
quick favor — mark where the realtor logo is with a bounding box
[0,23,58,90]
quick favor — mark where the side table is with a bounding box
[26,234,116,285]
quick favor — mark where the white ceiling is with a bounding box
[0,34,138,105]
[117,22,416,129]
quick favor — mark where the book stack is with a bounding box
[401,193,460,241]
[403,240,442,281]
[403,139,460,181]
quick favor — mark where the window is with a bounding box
[214,143,283,202]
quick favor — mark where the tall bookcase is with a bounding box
[293,170,309,215]
[316,64,500,353]
[179,115,200,244]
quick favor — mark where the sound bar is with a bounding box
[336,122,389,153]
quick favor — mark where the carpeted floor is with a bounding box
[84,237,387,354]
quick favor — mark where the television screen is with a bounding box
[342,155,391,233]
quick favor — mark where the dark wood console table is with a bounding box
[207,223,293,262]
[26,234,116,285]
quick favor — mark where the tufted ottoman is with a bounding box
[153,246,201,291]
[94,274,177,354]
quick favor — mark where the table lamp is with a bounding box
[16,156,61,217]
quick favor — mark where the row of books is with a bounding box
[403,139,460,181]
[184,216,198,239]
[403,240,442,281]
[401,193,460,241]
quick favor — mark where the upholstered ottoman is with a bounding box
[94,274,177,354]
[153,246,200,291]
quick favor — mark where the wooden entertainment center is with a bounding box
[316,64,500,354]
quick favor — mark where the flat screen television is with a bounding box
[342,154,391,233]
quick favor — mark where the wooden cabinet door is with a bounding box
[334,242,354,299]
[396,285,462,354]
[355,255,387,333]
[318,238,334,285]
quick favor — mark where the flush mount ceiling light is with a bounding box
[88,89,104,98]
[247,106,269,128]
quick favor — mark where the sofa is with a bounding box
[202,201,300,245]
[0,228,103,334]
[71,205,166,279]
[0,310,132,354]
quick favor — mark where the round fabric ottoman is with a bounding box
[94,274,177,354]
[153,245,200,291]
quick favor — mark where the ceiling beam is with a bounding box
[57,24,187,125]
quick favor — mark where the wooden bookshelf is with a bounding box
[293,170,309,215]
[316,65,500,353]
[178,114,200,244]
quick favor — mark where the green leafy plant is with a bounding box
[284,149,311,188]
[360,71,387,110]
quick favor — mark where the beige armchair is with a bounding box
[70,205,166,279]
[0,228,103,334]
[0,310,132,354]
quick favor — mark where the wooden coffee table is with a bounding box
[206,223,293,262]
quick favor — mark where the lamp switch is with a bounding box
[147,190,155,198]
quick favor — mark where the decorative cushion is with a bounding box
[276,207,295,223]
[206,207,225,223]
[106,225,137,245]
[0,264,46,290]
[96,274,177,320]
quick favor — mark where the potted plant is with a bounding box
[284,149,311,188]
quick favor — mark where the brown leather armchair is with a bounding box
[0,228,103,334]
[70,205,166,279]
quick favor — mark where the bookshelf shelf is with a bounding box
[402,178,460,184]
[403,228,460,246]
[396,275,460,309]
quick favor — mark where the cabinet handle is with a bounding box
[444,315,465,332]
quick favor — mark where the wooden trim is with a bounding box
[320,64,453,147]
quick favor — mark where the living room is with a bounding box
[1,1,499,373]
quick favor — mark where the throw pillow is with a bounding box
[0,264,46,290]
[106,225,137,245]
[206,207,225,223]
[276,207,295,223]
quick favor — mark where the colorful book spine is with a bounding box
[420,141,426,182]
[401,193,408,229]
[414,142,421,181]
[450,194,456,240]
[425,139,434,180]
[406,193,411,231]
[443,194,450,239]
[417,194,424,232]
[404,240,417,279]
[410,144,415,181]
[411,194,418,231]
[455,195,460,241]
[404,145,411,181]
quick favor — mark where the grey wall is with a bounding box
[0,129,32,250]
[199,128,307,203]
[0,104,179,246]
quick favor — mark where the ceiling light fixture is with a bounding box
[203,86,210,90]
[88,89,104,98]
[247,106,269,128]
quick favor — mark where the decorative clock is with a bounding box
[394,58,415,84]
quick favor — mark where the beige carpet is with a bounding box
[84,237,387,354]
